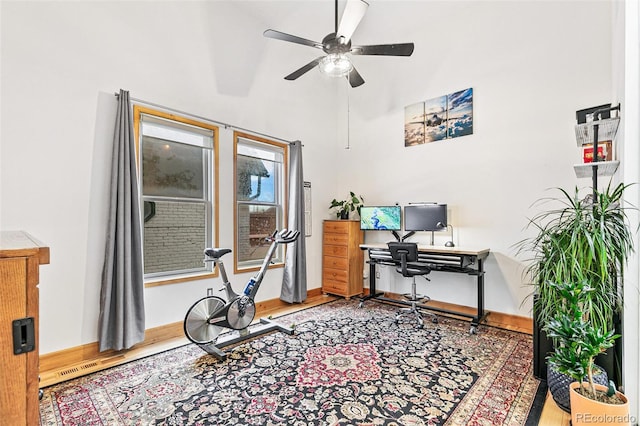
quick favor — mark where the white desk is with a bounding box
[359,243,490,334]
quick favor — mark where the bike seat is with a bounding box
[204,248,232,259]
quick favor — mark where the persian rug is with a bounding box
[40,299,542,425]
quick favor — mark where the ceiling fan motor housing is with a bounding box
[322,33,352,54]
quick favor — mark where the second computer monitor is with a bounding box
[404,204,447,232]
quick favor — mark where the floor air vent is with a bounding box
[57,361,99,378]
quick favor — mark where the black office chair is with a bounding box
[388,242,437,328]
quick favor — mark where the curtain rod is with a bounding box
[114,92,298,145]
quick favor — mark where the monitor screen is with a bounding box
[359,206,402,231]
[404,204,447,231]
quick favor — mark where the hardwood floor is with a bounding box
[39,293,565,424]
[540,393,571,425]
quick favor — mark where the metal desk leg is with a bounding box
[359,261,383,307]
[470,258,486,334]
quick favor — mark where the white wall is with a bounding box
[0,1,631,390]
[0,1,340,354]
[336,1,615,317]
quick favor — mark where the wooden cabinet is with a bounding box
[322,220,364,298]
[0,232,49,426]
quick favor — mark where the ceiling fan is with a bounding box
[263,0,415,88]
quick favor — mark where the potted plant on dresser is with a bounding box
[544,279,629,425]
[329,191,364,219]
[516,182,634,412]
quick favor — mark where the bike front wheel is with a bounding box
[184,296,226,344]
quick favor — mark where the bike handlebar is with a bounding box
[274,228,300,244]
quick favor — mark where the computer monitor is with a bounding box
[404,204,447,232]
[359,206,402,231]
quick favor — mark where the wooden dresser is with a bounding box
[322,220,364,298]
[0,231,49,426]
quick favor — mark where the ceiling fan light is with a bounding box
[319,53,353,77]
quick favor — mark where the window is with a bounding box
[134,106,218,284]
[234,132,287,271]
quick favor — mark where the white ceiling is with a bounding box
[207,0,428,98]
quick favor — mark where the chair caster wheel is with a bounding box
[358,301,364,308]
[469,326,478,335]
[432,317,438,324]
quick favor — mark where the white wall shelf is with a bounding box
[572,105,621,188]
[575,117,620,146]
[573,160,620,178]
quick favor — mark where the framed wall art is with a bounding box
[404,87,473,147]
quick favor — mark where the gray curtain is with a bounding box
[281,140,307,303]
[98,89,145,352]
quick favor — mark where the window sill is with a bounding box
[144,271,217,288]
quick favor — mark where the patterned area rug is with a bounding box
[40,299,540,425]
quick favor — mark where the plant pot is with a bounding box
[547,362,608,413]
[339,211,349,220]
[569,382,630,425]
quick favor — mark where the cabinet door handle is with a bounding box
[13,317,35,354]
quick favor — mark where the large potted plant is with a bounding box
[544,280,629,425]
[516,182,634,409]
[329,191,364,219]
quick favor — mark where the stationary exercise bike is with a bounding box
[183,229,300,359]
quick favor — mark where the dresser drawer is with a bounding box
[323,267,348,283]
[322,280,347,296]
[324,221,350,234]
[323,233,349,246]
[324,244,348,257]
[323,256,348,270]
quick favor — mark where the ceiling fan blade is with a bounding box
[337,0,369,42]
[263,29,323,49]
[346,66,365,88]
[351,43,415,56]
[284,57,324,81]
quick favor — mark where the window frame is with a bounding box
[233,131,288,273]
[133,105,219,287]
